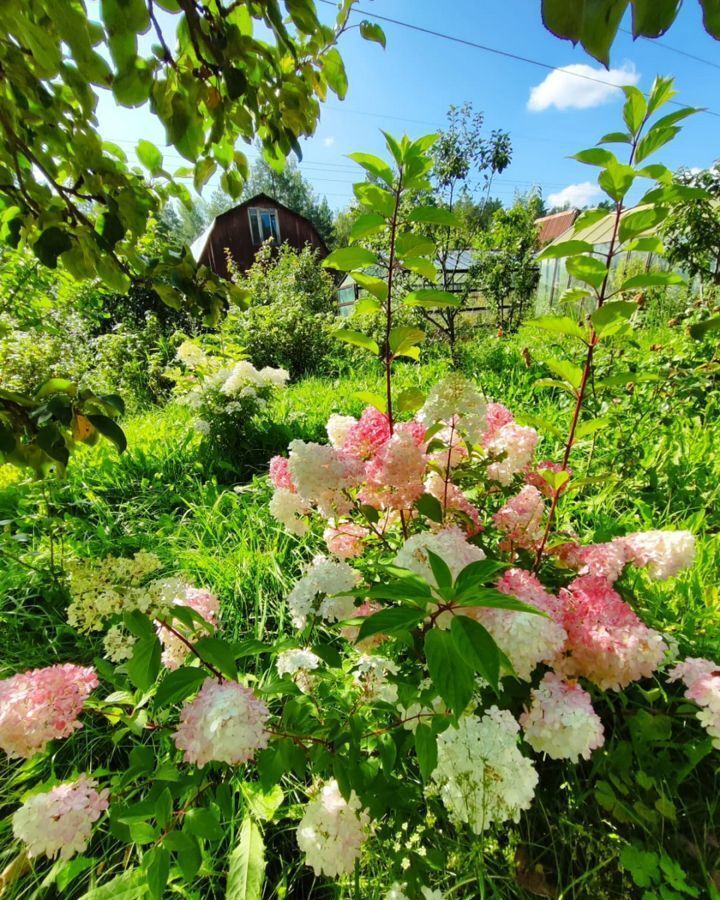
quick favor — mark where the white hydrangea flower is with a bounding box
[621,530,696,581]
[176,340,207,369]
[296,779,369,877]
[287,556,361,628]
[269,488,310,536]
[352,654,399,703]
[276,648,322,677]
[394,527,485,589]
[520,673,605,762]
[418,375,488,443]
[102,625,136,662]
[326,413,357,449]
[288,439,361,517]
[430,708,538,834]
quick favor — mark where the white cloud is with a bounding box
[547,182,603,209]
[528,62,639,112]
[323,136,336,147]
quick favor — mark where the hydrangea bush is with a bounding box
[0,82,718,898]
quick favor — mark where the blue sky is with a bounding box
[95,0,720,213]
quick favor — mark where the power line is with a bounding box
[319,0,720,119]
[618,26,720,71]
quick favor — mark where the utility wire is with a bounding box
[319,0,720,119]
[618,26,720,71]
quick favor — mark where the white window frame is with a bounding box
[248,207,281,245]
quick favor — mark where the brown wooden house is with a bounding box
[190,192,328,279]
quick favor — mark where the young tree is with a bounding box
[417,103,512,362]
[663,163,720,286]
[472,196,541,333]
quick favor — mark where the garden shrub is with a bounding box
[224,242,340,378]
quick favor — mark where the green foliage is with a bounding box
[541,0,720,64]
[224,242,339,378]
[663,161,720,286]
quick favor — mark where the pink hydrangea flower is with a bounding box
[12,774,109,860]
[269,456,295,491]
[554,541,629,584]
[520,672,604,762]
[173,678,269,766]
[0,664,98,759]
[668,657,720,748]
[395,419,427,447]
[556,575,667,691]
[484,423,538,485]
[288,439,363,517]
[493,485,545,550]
[341,407,392,461]
[482,402,515,443]
[157,586,220,670]
[361,430,427,510]
[324,521,369,559]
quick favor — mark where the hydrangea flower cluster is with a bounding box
[276,647,322,692]
[430,708,538,834]
[0,664,98,758]
[12,775,108,860]
[173,678,270,766]
[296,779,369,877]
[520,673,605,762]
[156,586,220,670]
[287,555,361,628]
[668,657,720,748]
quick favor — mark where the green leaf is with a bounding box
[359,20,386,47]
[396,387,425,413]
[322,48,348,99]
[286,0,320,33]
[227,816,265,900]
[193,636,238,680]
[599,159,636,202]
[544,357,583,389]
[322,247,378,271]
[78,868,146,899]
[395,232,435,258]
[184,807,223,842]
[623,236,664,254]
[450,616,500,691]
[353,390,386,411]
[619,206,668,243]
[401,256,438,281]
[415,493,444,523]
[86,415,127,453]
[619,272,685,291]
[414,723,437,781]
[537,240,595,260]
[558,287,591,305]
[34,226,73,268]
[403,288,461,309]
[333,328,379,355]
[689,315,720,340]
[599,131,632,144]
[36,378,77,399]
[389,325,425,359]
[351,272,388,301]
[155,666,206,707]
[145,847,169,900]
[574,416,611,440]
[424,629,474,717]
[525,315,589,342]
[591,300,638,337]
[136,139,163,174]
[635,126,680,164]
[356,607,426,643]
[572,148,617,167]
[353,183,395,218]
[355,297,380,316]
[647,75,678,114]
[126,635,161,691]
[573,208,609,232]
[622,85,648,136]
[632,0,679,37]
[426,550,453,592]
[566,254,608,290]
[348,152,395,187]
[349,213,386,242]
[162,832,201,881]
[453,560,509,595]
[407,206,459,227]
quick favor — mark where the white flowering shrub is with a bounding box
[0,96,717,898]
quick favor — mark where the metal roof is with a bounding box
[535,210,579,246]
[547,205,656,248]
